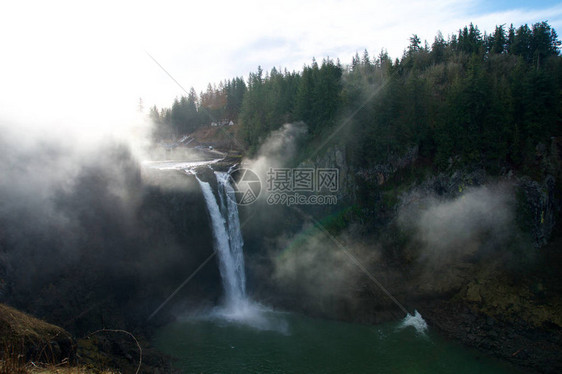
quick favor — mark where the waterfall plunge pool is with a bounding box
[155,169,522,373]
[153,309,522,374]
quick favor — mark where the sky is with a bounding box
[1,0,561,139]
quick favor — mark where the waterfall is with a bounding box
[196,172,247,311]
[195,170,287,332]
[216,172,247,299]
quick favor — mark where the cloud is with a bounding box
[398,184,516,266]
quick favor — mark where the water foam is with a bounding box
[398,310,428,334]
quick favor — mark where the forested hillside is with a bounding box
[152,21,561,175]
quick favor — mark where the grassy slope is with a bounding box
[0,303,121,373]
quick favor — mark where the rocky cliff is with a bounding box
[243,137,562,373]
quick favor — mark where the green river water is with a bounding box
[154,309,522,374]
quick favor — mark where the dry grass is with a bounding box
[0,359,120,374]
[0,358,121,374]
[28,366,118,374]
[0,304,76,374]
[0,304,69,343]
[0,304,144,374]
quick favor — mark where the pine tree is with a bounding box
[490,25,507,54]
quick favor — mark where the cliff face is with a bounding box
[299,144,356,202]
[519,175,558,248]
[305,138,560,249]
[245,138,562,372]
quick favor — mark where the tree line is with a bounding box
[150,77,247,139]
[346,21,561,172]
[152,21,561,173]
